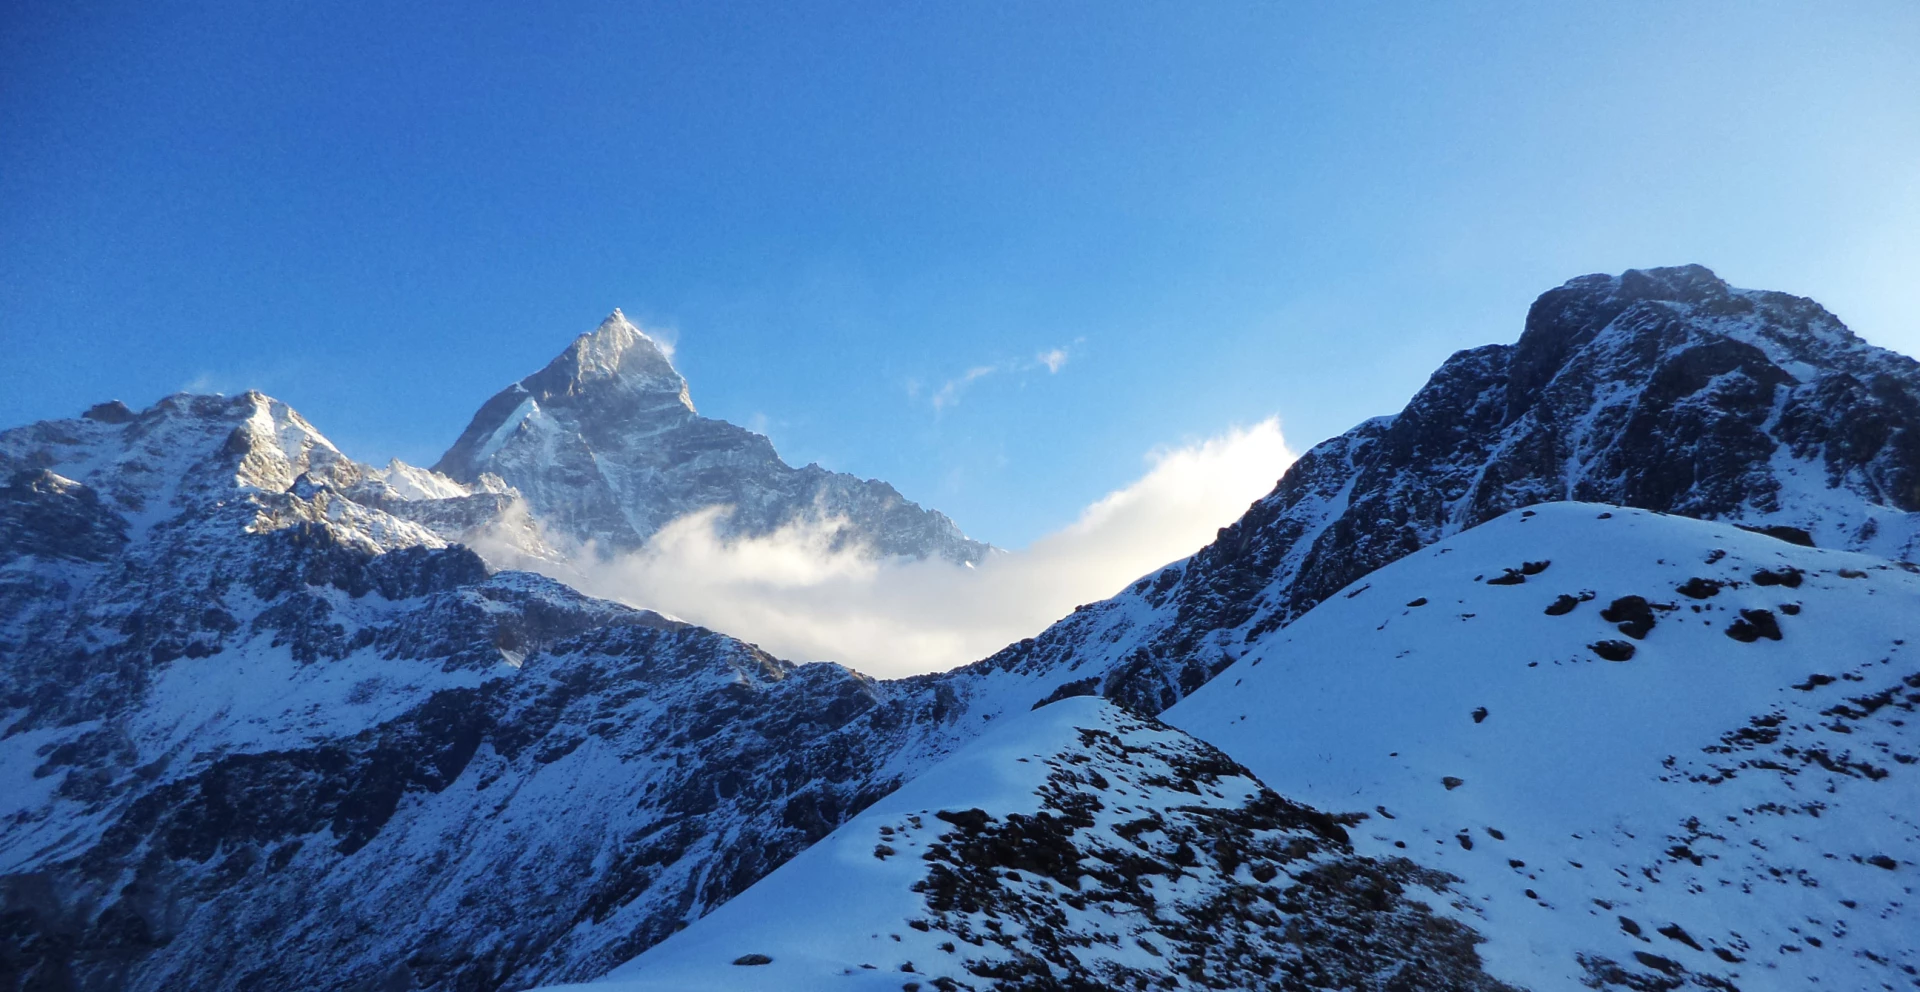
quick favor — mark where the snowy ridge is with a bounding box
[567,697,1517,992]
[556,504,1919,992]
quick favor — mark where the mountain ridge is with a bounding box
[4,266,1918,992]
[960,264,1920,718]
[1165,502,1920,990]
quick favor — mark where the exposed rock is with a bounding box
[1724,608,1783,642]
[1600,596,1659,640]
[1590,640,1637,662]
[0,469,127,563]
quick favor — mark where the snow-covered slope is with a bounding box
[561,697,1517,992]
[1167,503,1920,991]
[434,311,989,564]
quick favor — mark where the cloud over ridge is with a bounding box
[481,419,1293,676]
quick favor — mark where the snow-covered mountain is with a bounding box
[967,264,1920,718]
[5,266,1919,992]
[558,503,1919,992]
[0,392,947,991]
[434,310,989,563]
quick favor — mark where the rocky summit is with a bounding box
[3,267,1918,992]
[434,310,989,563]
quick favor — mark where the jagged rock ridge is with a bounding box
[434,310,989,564]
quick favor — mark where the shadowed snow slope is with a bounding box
[555,697,1518,992]
[1167,502,1920,991]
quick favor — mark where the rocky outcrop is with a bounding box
[596,698,1521,992]
[0,471,126,564]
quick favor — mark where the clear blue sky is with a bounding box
[4,2,1917,546]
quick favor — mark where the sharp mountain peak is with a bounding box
[526,309,691,409]
[431,311,989,562]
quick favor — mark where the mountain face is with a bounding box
[964,265,1920,718]
[434,311,989,564]
[5,266,1919,992]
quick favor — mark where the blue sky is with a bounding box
[4,2,1917,547]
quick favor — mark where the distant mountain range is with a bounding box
[3,266,1915,992]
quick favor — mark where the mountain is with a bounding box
[6,266,1919,992]
[434,310,989,564]
[577,697,1519,992]
[0,393,939,992]
[544,262,1920,988]
[562,504,1919,992]
[959,264,1920,718]
[1165,503,1920,990]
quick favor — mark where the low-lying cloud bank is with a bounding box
[484,419,1293,677]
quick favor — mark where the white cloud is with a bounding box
[480,419,1294,677]
[931,365,998,411]
[642,321,679,362]
[182,372,229,395]
[927,344,1073,410]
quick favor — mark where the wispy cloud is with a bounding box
[931,365,999,411]
[926,342,1077,411]
[182,372,229,395]
[475,418,1294,676]
[624,313,679,362]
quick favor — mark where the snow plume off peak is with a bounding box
[487,419,1293,676]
